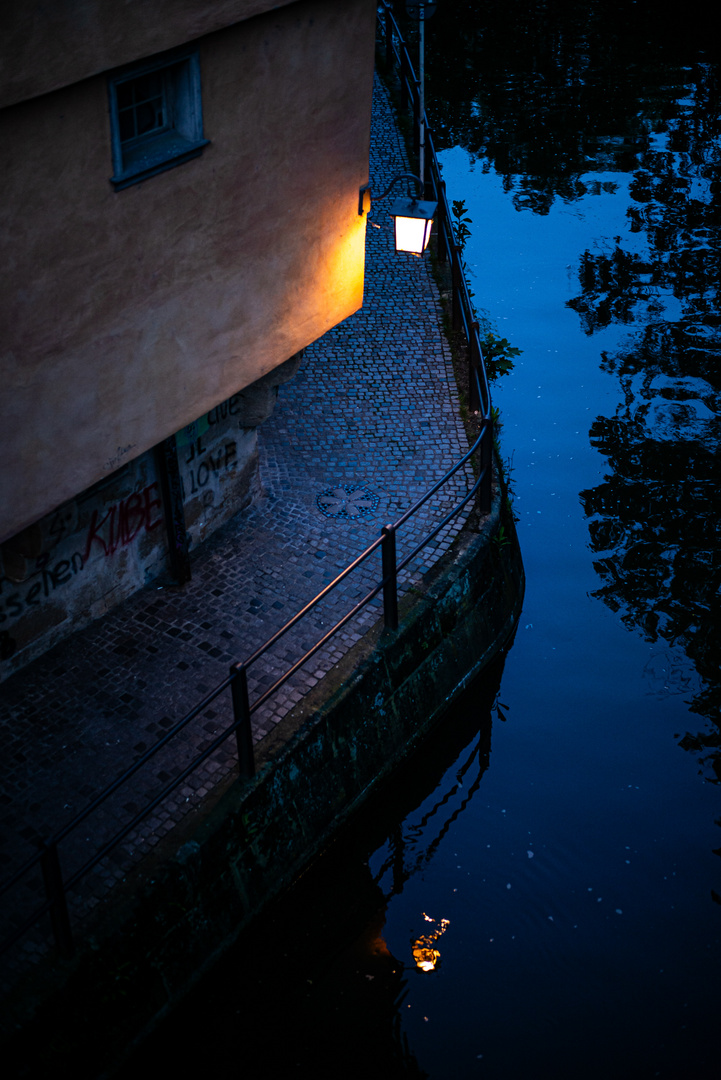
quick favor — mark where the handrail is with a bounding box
[383,9,491,373]
[0,6,495,965]
[377,3,492,455]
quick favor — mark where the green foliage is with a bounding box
[450,199,522,381]
[451,198,473,253]
[452,199,478,309]
[482,332,522,380]
[498,451,519,522]
[241,812,260,839]
[493,524,511,549]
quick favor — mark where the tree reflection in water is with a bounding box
[422,0,721,783]
[568,63,721,784]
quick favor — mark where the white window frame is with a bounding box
[108,45,209,190]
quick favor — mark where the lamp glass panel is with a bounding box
[394,214,434,254]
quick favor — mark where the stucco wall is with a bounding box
[0,0,376,543]
[0,0,299,108]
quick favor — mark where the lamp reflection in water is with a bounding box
[412,913,450,972]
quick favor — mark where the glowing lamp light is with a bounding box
[412,944,441,971]
[388,196,437,254]
[412,914,450,971]
[358,176,436,256]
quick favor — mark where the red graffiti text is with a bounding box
[83,483,163,561]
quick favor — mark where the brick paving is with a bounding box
[0,76,474,986]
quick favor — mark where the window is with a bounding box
[108,46,208,190]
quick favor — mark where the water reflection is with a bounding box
[579,332,721,774]
[122,659,505,1079]
[424,0,721,783]
[371,713,492,898]
[424,0,717,211]
[411,915,451,972]
[565,59,721,783]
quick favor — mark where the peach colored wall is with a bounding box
[0,0,298,108]
[0,0,375,543]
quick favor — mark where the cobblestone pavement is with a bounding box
[0,77,474,984]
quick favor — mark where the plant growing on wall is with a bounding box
[451,198,473,252]
[451,199,522,382]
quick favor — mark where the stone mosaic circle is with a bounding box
[316,483,379,520]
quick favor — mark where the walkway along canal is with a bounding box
[0,25,523,1074]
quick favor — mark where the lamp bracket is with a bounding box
[358,173,425,214]
[358,182,371,215]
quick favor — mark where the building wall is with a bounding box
[0,0,376,543]
[0,1,300,109]
[0,353,301,677]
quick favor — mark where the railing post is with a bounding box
[422,127,430,200]
[39,840,74,958]
[230,664,255,780]
[400,49,409,111]
[381,525,399,630]
[385,7,393,71]
[451,247,462,334]
[469,323,482,414]
[436,181,448,265]
[479,416,493,515]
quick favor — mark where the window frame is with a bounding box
[108,45,209,191]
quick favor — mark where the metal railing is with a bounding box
[0,6,494,965]
[378,2,492,423]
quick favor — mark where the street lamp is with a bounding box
[359,173,437,255]
[388,193,436,254]
[405,1,437,210]
[360,3,437,254]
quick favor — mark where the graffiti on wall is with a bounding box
[0,482,164,647]
[183,437,238,497]
[1,389,249,666]
[176,392,242,499]
[0,550,85,644]
[206,393,243,426]
[83,482,163,561]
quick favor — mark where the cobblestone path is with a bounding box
[0,76,473,984]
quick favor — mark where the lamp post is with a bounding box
[406,1,437,196]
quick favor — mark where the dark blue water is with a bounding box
[129,4,720,1077]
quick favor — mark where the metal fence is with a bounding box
[378,2,492,423]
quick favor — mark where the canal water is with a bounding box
[129,4,719,1078]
